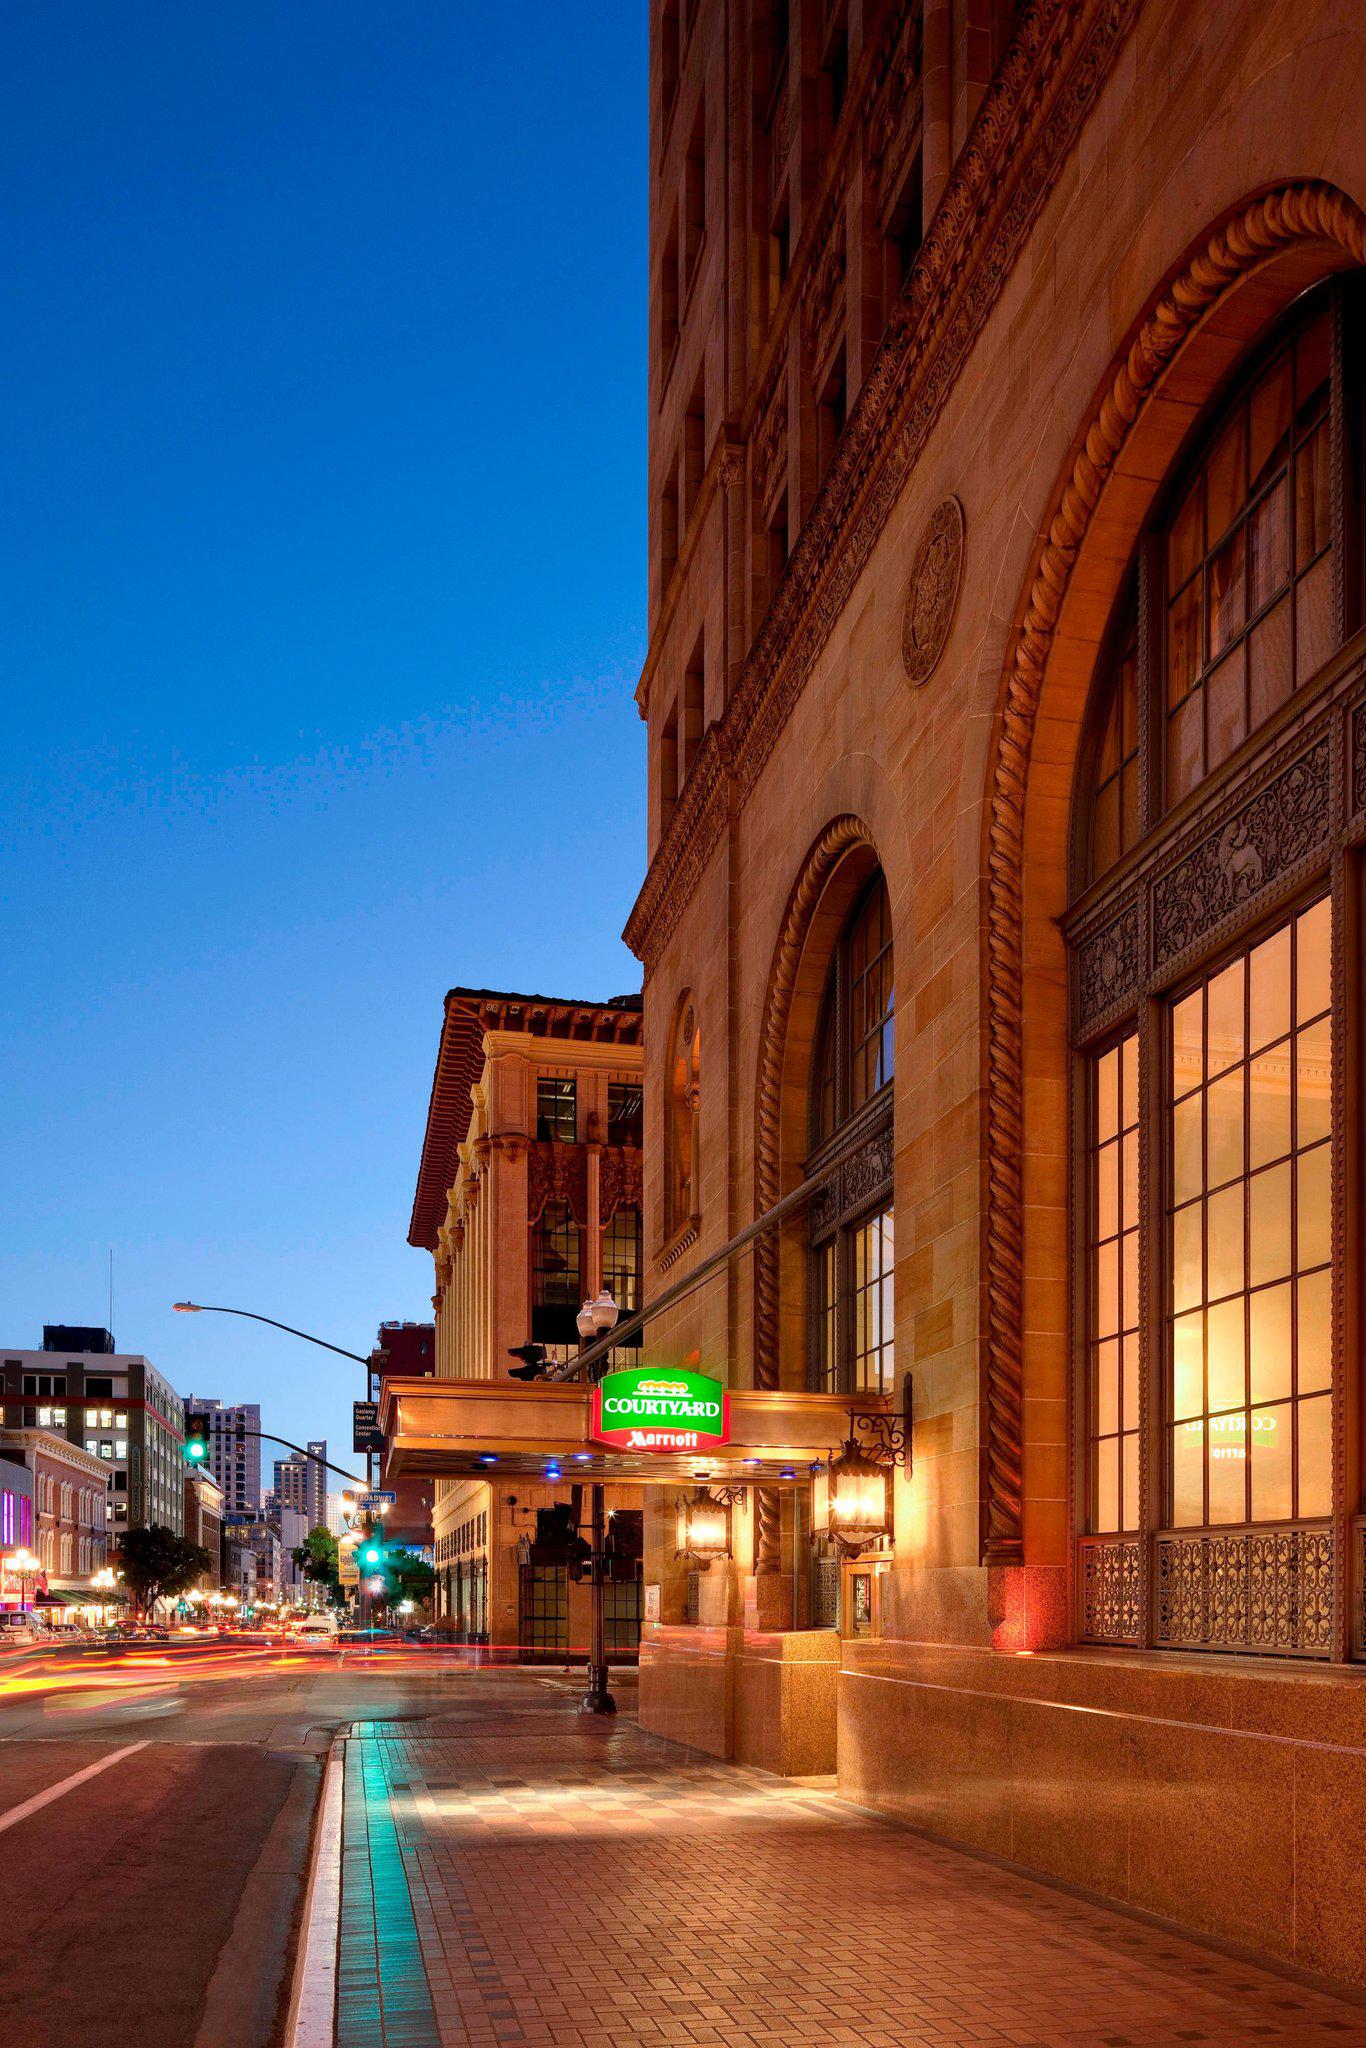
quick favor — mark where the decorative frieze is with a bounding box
[1155,1525,1334,1657]
[1075,901,1140,1029]
[1352,702,1366,814]
[808,1122,894,1240]
[1152,737,1331,967]
[751,369,788,520]
[801,211,846,376]
[598,1145,644,1224]
[865,1,924,218]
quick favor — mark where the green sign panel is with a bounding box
[590,1366,729,1452]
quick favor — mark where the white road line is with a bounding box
[284,1735,344,2048]
[0,1740,149,1835]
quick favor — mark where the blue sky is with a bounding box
[0,5,647,1480]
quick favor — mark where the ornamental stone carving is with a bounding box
[800,213,846,371]
[901,497,965,686]
[751,374,788,520]
[1076,903,1140,1028]
[865,1,924,212]
[1152,738,1331,967]
[598,1145,644,1224]
[808,1124,895,1240]
[1081,1540,1140,1643]
[527,1140,589,1227]
[1353,703,1366,814]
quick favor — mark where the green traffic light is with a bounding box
[360,1544,382,1567]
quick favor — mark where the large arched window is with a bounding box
[807,872,895,1392]
[1068,278,1363,1659]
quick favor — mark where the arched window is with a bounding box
[1069,278,1363,1658]
[666,999,700,1239]
[807,871,895,1392]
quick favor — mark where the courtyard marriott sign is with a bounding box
[590,1366,729,1453]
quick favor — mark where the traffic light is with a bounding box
[507,1343,549,1382]
[358,1538,385,1570]
[184,1413,210,1465]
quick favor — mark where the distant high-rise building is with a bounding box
[185,1398,261,1515]
[273,1440,327,1530]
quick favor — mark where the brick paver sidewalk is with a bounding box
[335,1671,1366,2048]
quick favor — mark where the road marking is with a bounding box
[0,1740,149,1834]
[284,1734,343,2048]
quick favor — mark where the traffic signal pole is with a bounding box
[582,1483,615,1715]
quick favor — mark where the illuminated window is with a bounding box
[850,1209,895,1394]
[1167,902,1332,1528]
[1086,1033,1140,1533]
[535,1077,577,1144]
[601,1205,642,1343]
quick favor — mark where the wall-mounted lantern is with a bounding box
[825,1383,911,1556]
[676,1486,745,1562]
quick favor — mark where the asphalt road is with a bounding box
[0,1641,481,2048]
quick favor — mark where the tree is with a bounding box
[116,1525,213,1617]
[292,1525,344,1607]
[386,1549,435,1609]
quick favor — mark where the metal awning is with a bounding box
[378,1376,884,1486]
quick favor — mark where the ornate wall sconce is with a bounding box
[825,1379,911,1556]
[675,1485,746,1562]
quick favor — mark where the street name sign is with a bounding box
[353,1401,384,1454]
[357,1490,396,1510]
[590,1366,729,1453]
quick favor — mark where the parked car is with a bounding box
[0,1611,51,1648]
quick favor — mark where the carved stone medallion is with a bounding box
[901,496,965,685]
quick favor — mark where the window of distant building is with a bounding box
[608,1081,644,1148]
[536,1077,577,1144]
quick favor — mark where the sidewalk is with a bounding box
[334,1670,1366,2048]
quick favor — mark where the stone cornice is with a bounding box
[624,0,1141,974]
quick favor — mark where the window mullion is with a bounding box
[1139,991,1163,1647]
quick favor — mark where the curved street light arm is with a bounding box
[173,1302,372,1366]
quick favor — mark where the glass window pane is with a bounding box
[1250,1402,1292,1522]
[1169,1091,1201,1208]
[1248,479,1289,614]
[1095,1240,1119,1339]
[1207,960,1245,1076]
[1207,1067,1244,1187]
[1207,408,1248,549]
[1172,1203,1203,1314]
[1248,592,1294,729]
[1172,1311,1204,1421]
[1121,1229,1139,1332]
[1249,1162,1292,1286]
[1208,529,1247,664]
[1206,1183,1244,1301]
[1297,898,1331,1024]
[1121,1335,1140,1430]
[1297,1016,1332,1150]
[1249,1282,1292,1405]
[1206,643,1247,769]
[1249,925,1291,1053]
[1206,1296,1245,1413]
[1295,415,1331,570]
[1097,1141,1119,1240]
[1297,1144,1331,1271]
[1096,1438,1119,1533]
[1249,1042,1292,1170]
[1121,1035,1138,1128]
[1167,690,1204,804]
[1296,550,1333,683]
[1208,1419,1245,1523]
[1097,1048,1119,1141]
[1172,994,1204,1096]
[1249,352,1292,486]
[1168,582,1203,709]
[1172,1421,1204,1526]
[1121,1433,1139,1534]
[1096,1339,1119,1436]
[1297,1395,1332,1518]
[1169,476,1203,591]
[1297,1268,1331,1395]
[1122,1130,1139,1226]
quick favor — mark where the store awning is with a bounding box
[378,1374,885,1486]
[36,1584,127,1605]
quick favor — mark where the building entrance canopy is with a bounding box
[378,1375,886,1485]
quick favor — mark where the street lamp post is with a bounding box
[576,1290,619,1716]
[8,1547,39,1613]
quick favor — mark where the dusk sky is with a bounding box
[1,6,647,1473]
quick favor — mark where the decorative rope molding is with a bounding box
[753,818,877,1392]
[625,0,1142,975]
[981,183,1366,1565]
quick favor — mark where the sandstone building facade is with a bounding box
[409,990,647,1658]
[628,0,1366,1982]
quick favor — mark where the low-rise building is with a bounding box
[0,1459,36,1610]
[183,1466,224,1592]
[0,1429,108,1618]
[0,1331,185,1538]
